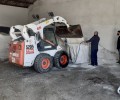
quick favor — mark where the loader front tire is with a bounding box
[34,54,53,73]
[54,51,69,69]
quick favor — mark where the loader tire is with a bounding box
[54,51,69,69]
[34,53,53,73]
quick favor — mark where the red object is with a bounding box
[60,55,67,65]
[37,26,41,30]
[9,42,24,67]
[41,58,50,69]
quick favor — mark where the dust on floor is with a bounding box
[0,62,120,100]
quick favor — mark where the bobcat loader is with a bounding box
[9,15,83,73]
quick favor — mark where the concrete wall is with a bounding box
[0,5,28,27]
[28,0,120,52]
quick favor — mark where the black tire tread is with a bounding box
[54,51,69,69]
[34,53,53,73]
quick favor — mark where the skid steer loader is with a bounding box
[9,14,83,73]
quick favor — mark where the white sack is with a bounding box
[69,43,90,64]
[69,42,117,65]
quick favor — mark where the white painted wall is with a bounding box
[0,5,28,27]
[28,0,120,52]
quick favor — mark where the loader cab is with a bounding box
[37,25,58,51]
[36,24,83,52]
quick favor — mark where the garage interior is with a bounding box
[0,0,120,100]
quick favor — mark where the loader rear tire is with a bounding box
[54,51,69,69]
[34,53,53,73]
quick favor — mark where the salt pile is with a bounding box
[0,33,11,60]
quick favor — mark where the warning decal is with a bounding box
[26,45,34,54]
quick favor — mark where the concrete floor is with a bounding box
[0,62,120,100]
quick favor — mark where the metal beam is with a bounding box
[0,3,28,8]
[0,0,36,8]
[9,0,33,4]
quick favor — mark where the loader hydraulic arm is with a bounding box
[10,25,23,41]
[39,16,69,28]
[22,16,70,40]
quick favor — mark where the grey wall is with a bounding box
[28,0,120,52]
[0,5,28,27]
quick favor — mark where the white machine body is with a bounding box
[9,16,70,67]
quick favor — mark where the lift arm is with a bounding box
[10,25,23,40]
[22,16,70,40]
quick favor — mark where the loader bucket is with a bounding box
[56,24,83,38]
